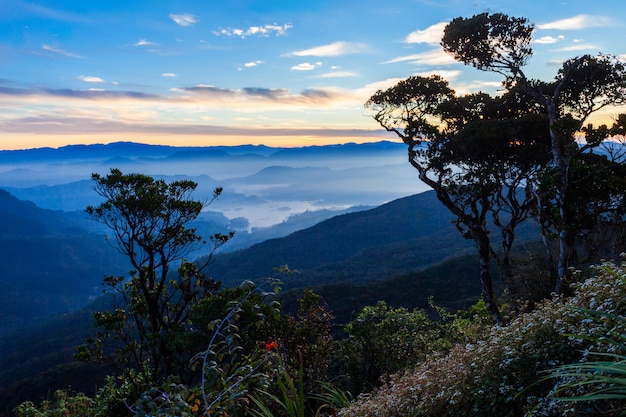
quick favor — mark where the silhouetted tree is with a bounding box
[366,78,550,323]
[442,12,626,292]
[78,169,232,383]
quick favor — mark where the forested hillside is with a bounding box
[0,189,128,335]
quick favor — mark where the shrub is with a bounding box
[340,260,626,417]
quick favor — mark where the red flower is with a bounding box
[265,340,278,350]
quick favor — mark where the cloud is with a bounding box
[181,84,236,97]
[214,24,292,38]
[537,14,614,30]
[169,13,196,26]
[413,69,462,80]
[384,48,457,66]
[291,62,322,71]
[134,39,157,46]
[242,87,289,99]
[162,73,177,77]
[41,44,82,58]
[288,41,371,57]
[404,22,447,45]
[78,75,104,83]
[559,43,602,52]
[534,35,564,44]
[178,84,342,107]
[244,61,264,68]
[314,71,359,78]
[0,86,159,101]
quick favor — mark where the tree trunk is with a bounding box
[546,100,569,294]
[474,225,502,324]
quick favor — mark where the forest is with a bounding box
[8,12,626,417]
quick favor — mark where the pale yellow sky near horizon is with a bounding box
[1,105,623,151]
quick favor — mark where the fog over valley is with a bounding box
[0,141,427,230]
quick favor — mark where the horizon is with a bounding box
[1,0,626,150]
[0,137,400,152]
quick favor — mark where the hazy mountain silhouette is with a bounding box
[0,190,128,335]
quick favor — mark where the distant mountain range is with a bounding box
[0,141,426,229]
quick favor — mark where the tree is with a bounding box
[79,169,232,383]
[366,77,550,322]
[442,12,626,292]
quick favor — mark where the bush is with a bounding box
[340,260,626,417]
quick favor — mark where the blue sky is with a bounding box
[1,0,625,150]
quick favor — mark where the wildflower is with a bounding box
[265,339,278,350]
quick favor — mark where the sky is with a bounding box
[1,0,626,150]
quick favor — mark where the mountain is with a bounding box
[0,189,540,412]
[0,141,421,229]
[208,191,472,288]
[207,189,541,291]
[0,190,128,335]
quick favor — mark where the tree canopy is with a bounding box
[367,11,626,319]
[80,169,232,382]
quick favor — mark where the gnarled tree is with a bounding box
[442,12,626,293]
[366,77,550,323]
[79,168,232,383]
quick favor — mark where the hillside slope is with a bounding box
[209,191,476,288]
[0,190,128,335]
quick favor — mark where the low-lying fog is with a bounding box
[0,141,430,229]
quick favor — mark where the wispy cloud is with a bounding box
[169,13,196,27]
[244,61,264,68]
[288,41,371,57]
[384,48,456,66]
[314,71,359,79]
[413,69,462,80]
[41,44,83,58]
[537,14,614,30]
[558,43,602,52]
[214,24,292,38]
[162,73,177,77]
[134,39,157,47]
[291,62,322,71]
[0,86,158,100]
[534,35,564,44]
[178,84,342,107]
[78,75,104,83]
[404,22,447,45]
[12,1,91,23]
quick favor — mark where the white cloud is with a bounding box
[162,73,177,77]
[134,39,157,46]
[537,14,613,30]
[413,69,462,80]
[291,62,322,71]
[384,48,457,66]
[314,71,359,78]
[244,61,264,67]
[42,44,82,58]
[169,13,196,27]
[288,41,371,57]
[534,35,564,44]
[405,22,447,45]
[78,75,105,83]
[214,24,292,38]
[559,43,602,52]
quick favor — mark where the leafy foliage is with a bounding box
[79,169,234,384]
[340,259,626,417]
